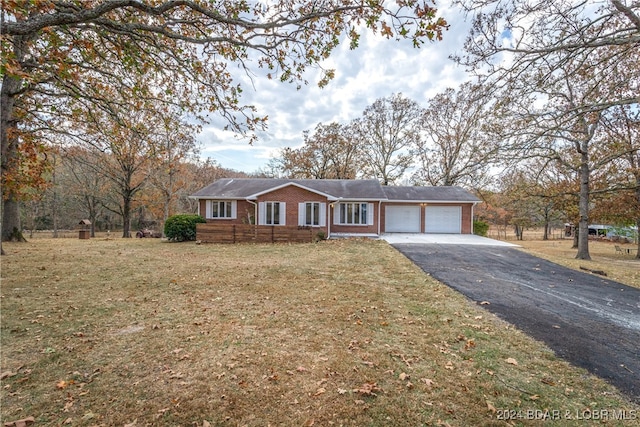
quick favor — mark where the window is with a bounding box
[206,200,236,219]
[265,201,280,225]
[337,202,371,225]
[299,202,326,227]
[259,201,286,225]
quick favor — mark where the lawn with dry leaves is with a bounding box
[1,238,638,426]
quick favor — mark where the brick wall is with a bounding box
[255,185,329,229]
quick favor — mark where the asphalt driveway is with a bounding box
[391,242,640,403]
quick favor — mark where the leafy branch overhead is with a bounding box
[1,1,448,242]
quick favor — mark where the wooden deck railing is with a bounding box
[196,223,316,243]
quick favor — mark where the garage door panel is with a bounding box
[386,206,421,233]
[425,206,461,233]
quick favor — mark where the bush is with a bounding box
[473,220,489,237]
[164,214,206,242]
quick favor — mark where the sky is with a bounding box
[197,4,474,174]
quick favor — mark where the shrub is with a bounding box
[473,220,489,237]
[164,214,206,242]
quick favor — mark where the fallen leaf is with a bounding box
[124,419,137,427]
[399,372,409,381]
[203,421,211,427]
[487,401,497,413]
[1,370,18,380]
[313,388,326,396]
[56,380,68,389]
[529,394,540,400]
[3,416,35,427]
[354,382,381,396]
[420,378,434,387]
[505,358,518,366]
[337,388,348,395]
[445,361,454,370]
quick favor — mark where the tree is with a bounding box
[145,113,199,237]
[1,1,448,249]
[59,147,113,237]
[455,0,640,259]
[274,122,362,179]
[413,81,500,188]
[353,93,423,185]
[597,105,640,257]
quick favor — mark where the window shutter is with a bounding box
[319,203,327,227]
[334,203,341,225]
[258,202,266,225]
[205,200,212,219]
[279,202,286,225]
[230,201,237,219]
[367,203,374,225]
[298,203,305,226]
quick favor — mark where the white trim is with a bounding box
[258,202,266,225]
[319,203,327,227]
[205,200,237,219]
[247,182,338,201]
[298,203,306,227]
[335,202,372,226]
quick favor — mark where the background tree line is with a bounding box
[2,1,638,260]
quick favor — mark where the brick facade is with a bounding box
[198,182,474,237]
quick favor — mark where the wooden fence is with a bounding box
[196,223,316,244]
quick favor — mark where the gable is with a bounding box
[191,178,480,204]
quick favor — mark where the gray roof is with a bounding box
[191,178,479,202]
[382,185,481,202]
[191,178,387,200]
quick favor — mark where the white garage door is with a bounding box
[425,206,461,233]
[385,205,421,233]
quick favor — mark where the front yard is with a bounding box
[1,238,638,425]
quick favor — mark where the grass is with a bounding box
[514,239,640,289]
[1,237,639,426]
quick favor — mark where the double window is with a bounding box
[206,200,236,219]
[265,201,281,225]
[259,201,286,225]
[298,202,326,227]
[336,202,372,225]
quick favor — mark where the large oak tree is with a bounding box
[455,0,640,259]
[1,1,448,249]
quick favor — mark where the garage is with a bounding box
[385,205,421,233]
[425,206,461,233]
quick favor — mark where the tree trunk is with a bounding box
[2,197,26,242]
[575,153,591,260]
[544,221,551,240]
[572,223,579,248]
[122,194,132,238]
[1,38,27,245]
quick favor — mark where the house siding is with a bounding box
[199,199,256,224]
[330,201,379,235]
[255,186,330,231]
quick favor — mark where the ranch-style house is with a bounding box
[190,178,480,239]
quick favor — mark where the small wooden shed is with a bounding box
[78,219,91,239]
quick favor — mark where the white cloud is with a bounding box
[197,5,473,173]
